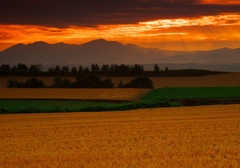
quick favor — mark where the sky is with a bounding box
[0,0,240,51]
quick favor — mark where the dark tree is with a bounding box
[62,66,69,74]
[23,77,45,88]
[47,67,55,75]
[51,77,72,88]
[101,64,110,75]
[101,78,115,88]
[71,67,77,75]
[73,73,90,88]
[154,64,160,76]
[123,76,154,88]
[83,67,90,73]
[51,77,63,88]
[62,78,72,88]
[17,63,28,72]
[88,73,101,88]
[1,64,11,72]
[78,65,83,72]
[29,63,43,74]
[54,65,61,73]
[73,73,103,88]
[7,79,23,88]
[91,64,100,72]
[154,64,160,72]
[117,80,124,88]
[109,64,116,73]
[11,65,17,73]
[131,64,144,75]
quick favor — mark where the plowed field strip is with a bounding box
[0,88,151,101]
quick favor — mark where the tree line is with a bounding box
[7,72,154,89]
[0,63,167,76]
[0,63,43,75]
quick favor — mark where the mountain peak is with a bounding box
[85,39,108,45]
[91,39,108,42]
[83,39,124,48]
[126,43,139,48]
[31,41,49,45]
[2,43,25,52]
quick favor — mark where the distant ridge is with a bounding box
[0,39,240,72]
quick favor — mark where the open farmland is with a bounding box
[0,105,240,167]
[0,72,240,88]
[0,88,150,101]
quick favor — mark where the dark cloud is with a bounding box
[225,20,239,24]
[0,0,240,27]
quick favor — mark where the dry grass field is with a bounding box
[0,88,150,101]
[150,73,240,88]
[0,73,240,88]
[0,104,240,167]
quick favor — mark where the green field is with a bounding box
[142,87,240,100]
[0,99,182,114]
[0,100,113,114]
[2,87,239,114]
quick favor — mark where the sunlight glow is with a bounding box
[0,14,240,51]
[200,0,240,4]
[139,15,240,28]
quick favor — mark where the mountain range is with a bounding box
[0,39,240,72]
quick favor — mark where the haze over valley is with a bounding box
[0,39,240,72]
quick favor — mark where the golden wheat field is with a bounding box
[0,104,240,168]
[0,88,150,101]
[0,73,240,88]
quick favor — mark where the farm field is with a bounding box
[0,100,115,114]
[0,104,240,167]
[0,72,240,88]
[150,72,240,88]
[0,88,150,101]
[0,99,181,114]
[142,87,240,100]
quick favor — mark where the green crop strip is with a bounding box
[0,100,182,114]
[142,87,240,100]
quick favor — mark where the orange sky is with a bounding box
[1,0,240,51]
[200,0,240,4]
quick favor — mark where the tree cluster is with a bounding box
[7,73,154,89]
[122,76,154,88]
[7,78,45,88]
[51,73,115,88]
[48,63,144,76]
[96,63,144,76]
[0,63,43,76]
[0,63,146,76]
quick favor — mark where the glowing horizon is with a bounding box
[1,13,240,51]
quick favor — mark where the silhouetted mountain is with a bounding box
[0,39,181,65]
[0,39,240,72]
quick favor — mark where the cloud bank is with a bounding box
[1,0,240,27]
